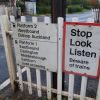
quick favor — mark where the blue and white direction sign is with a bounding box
[12,22,58,72]
[63,22,100,78]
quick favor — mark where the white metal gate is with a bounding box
[0,15,100,100]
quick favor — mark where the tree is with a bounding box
[0,0,9,2]
[16,0,25,13]
[66,0,83,5]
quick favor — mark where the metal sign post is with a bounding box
[51,0,66,23]
[51,0,66,98]
[98,0,100,22]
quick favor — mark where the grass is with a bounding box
[66,8,91,14]
[29,9,90,16]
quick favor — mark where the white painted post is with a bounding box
[97,9,99,22]
[5,7,8,16]
[94,9,96,22]
[0,15,17,91]
[17,66,24,91]
[44,16,52,100]
[36,69,41,97]
[34,2,36,15]
[91,9,95,21]
[10,16,15,22]
[10,15,24,91]
[80,18,94,100]
[72,17,78,22]
[96,9,98,22]
[92,9,94,21]
[87,18,94,23]
[46,71,51,99]
[80,79,87,98]
[68,74,74,100]
[10,15,15,30]
[96,76,100,100]
[26,67,32,94]
[21,16,32,94]
[57,17,63,100]
[68,17,78,100]
[80,76,87,100]
[32,17,42,97]
[32,17,38,23]
[21,16,26,22]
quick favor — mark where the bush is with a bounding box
[16,1,25,13]
[37,6,51,14]
[83,5,92,9]
[67,5,83,13]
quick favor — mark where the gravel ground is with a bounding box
[0,84,48,100]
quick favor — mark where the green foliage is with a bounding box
[82,0,92,9]
[37,0,51,6]
[83,5,92,9]
[66,0,94,13]
[67,5,83,13]
[16,0,25,13]
[37,6,51,14]
[67,0,83,5]
[37,0,51,14]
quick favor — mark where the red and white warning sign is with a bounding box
[63,22,100,78]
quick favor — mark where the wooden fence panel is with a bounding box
[68,17,78,100]
[44,17,52,99]
[57,17,63,100]
[32,17,42,97]
[0,15,99,100]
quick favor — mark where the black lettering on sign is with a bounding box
[34,24,37,28]
[70,39,92,48]
[70,48,96,58]
[69,58,89,65]
[71,29,92,39]
[75,64,90,70]
[18,33,30,38]
[17,23,33,28]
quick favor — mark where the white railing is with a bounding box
[0,15,100,100]
[92,8,100,22]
